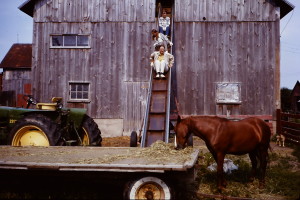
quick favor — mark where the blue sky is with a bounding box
[0,0,299,89]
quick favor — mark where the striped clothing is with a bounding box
[153,33,172,49]
[159,17,170,31]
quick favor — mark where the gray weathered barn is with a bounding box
[19,0,294,136]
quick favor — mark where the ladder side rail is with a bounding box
[156,3,162,27]
[170,4,175,45]
[164,4,175,143]
[141,69,154,147]
[165,68,172,143]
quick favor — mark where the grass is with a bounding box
[187,148,300,200]
[291,145,300,162]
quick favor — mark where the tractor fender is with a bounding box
[66,108,87,129]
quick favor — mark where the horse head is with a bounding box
[174,115,190,149]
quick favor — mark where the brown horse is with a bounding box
[174,116,271,190]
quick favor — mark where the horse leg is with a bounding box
[216,153,226,191]
[248,151,258,182]
[258,148,268,188]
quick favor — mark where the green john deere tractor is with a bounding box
[0,95,102,147]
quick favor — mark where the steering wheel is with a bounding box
[23,95,38,108]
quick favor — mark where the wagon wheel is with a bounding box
[130,131,138,147]
[80,115,102,146]
[127,177,172,200]
[8,114,62,146]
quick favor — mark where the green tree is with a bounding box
[281,87,292,112]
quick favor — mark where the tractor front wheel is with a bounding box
[8,114,62,146]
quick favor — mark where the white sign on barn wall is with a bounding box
[215,83,241,104]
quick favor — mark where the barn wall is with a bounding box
[31,0,156,136]
[2,70,32,107]
[34,0,155,22]
[174,0,279,22]
[31,0,282,136]
[173,0,280,118]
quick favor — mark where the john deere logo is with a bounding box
[9,119,17,124]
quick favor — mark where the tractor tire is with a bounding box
[80,115,102,146]
[126,177,172,200]
[8,114,62,146]
[130,131,138,147]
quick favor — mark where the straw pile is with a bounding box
[76,140,194,164]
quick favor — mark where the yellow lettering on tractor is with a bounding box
[9,119,17,124]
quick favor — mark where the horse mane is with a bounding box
[177,116,229,133]
[189,115,229,123]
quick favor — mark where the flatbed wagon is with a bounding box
[0,143,199,199]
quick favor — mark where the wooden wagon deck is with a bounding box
[0,145,200,173]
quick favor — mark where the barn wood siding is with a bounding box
[32,0,155,135]
[175,0,279,22]
[174,0,280,117]
[34,0,155,22]
[123,81,149,134]
[32,22,154,117]
[30,0,282,136]
[2,70,31,95]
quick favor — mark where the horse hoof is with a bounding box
[259,182,265,189]
[249,177,254,182]
[218,186,225,192]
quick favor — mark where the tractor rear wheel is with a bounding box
[8,114,62,146]
[80,115,102,146]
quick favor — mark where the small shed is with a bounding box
[0,44,32,107]
[291,81,300,113]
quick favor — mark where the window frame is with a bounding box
[68,82,91,103]
[50,34,91,49]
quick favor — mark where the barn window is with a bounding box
[69,82,90,102]
[51,35,90,48]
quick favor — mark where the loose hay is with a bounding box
[75,140,194,164]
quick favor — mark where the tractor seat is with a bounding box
[36,97,63,110]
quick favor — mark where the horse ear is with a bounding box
[177,115,181,123]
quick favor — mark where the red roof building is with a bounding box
[0,44,32,107]
[0,44,32,69]
[291,81,300,113]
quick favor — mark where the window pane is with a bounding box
[71,91,77,99]
[83,92,88,99]
[64,35,76,46]
[77,92,82,99]
[77,36,89,46]
[70,84,76,91]
[52,36,63,46]
[83,84,89,91]
[77,85,83,91]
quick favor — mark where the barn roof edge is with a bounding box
[19,0,295,19]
